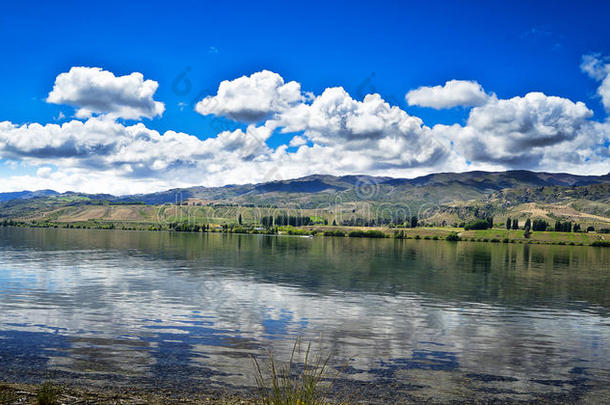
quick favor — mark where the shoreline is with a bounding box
[0,381,254,404]
[1,222,608,247]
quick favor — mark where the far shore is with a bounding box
[1,221,609,247]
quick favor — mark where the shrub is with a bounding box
[232,226,248,234]
[324,230,345,237]
[445,232,460,241]
[502,238,509,243]
[432,236,439,240]
[591,240,610,247]
[464,220,491,230]
[348,230,386,238]
[423,236,431,240]
[490,238,500,243]
[286,227,311,236]
[414,234,421,239]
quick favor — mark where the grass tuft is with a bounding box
[37,381,60,405]
[251,339,341,405]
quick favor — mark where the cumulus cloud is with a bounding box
[195,70,305,122]
[581,54,610,113]
[0,117,282,193]
[0,118,204,175]
[288,135,307,147]
[195,71,449,172]
[47,67,165,119]
[271,87,447,168]
[433,92,605,169]
[405,80,491,109]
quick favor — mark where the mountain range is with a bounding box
[1,170,609,226]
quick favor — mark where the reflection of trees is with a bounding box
[2,228,609,310]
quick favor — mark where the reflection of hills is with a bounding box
[3,228,608,311]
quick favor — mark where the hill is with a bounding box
[0,170,609,228]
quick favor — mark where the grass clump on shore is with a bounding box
[36,381,60,405]
[252,340,340,405]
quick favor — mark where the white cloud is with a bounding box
[36,166,53,178]
[0,111,449,194]
[47,67,165,120]
[195,70,306,122]
[272,87,448,168]
[581,54,610,113]
[405,80,491,109]
[433,92,607,170]
[288,135,307,147]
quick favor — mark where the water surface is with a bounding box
[0,228,608,402]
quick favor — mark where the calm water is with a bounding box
[0,227,609,402]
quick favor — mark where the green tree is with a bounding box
[512,218,519,230]
[506,217,511,230]
[532,219,549,231]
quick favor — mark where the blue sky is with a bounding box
[0,0,609,194]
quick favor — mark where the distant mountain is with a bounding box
[125,170,610,207]
[0,189,58,202]
[2,171,609,206]
[1,170,609,225]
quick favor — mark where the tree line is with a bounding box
[260,215,327,227]
[505,217,591,232]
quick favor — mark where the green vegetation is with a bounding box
[36,382,60,405]
[1,171,608,246]
[445,232,460,241]
[591,240,610,247]
[464,218,493,230]
[532,219,549,231]
[281,226,312,236]
[554,220,573,232]
[252,340,339,405]
[347,230,387,238]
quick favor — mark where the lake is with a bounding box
[0,227,609,402]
